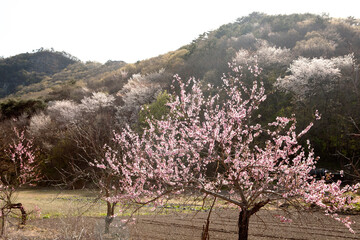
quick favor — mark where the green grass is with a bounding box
[13,188,105,219]
[11,188,222,220]
[13,188,338,221]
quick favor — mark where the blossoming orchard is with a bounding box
[0,60,358,239]
[94,61,359,240]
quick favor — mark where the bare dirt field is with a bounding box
[3,209,360,239]
[128,209,360,240]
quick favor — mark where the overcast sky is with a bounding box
[1,0,359,63]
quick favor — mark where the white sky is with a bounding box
[1,0,359,63]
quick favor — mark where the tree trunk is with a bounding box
[201,197,216,240]
[238,209,250,240]
[1,208,5,236]
[237,200,269,240]
[0,203,27,236]
[9,203,26,225]
[104,216,113,234]
[104,201,116,234]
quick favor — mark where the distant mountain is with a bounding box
[0,49,126,100]
[2,13,359,102]
[0,49,78,98]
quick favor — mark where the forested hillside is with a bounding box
[0,48,127,100]
[1,13,360,185]
[0,49,78,98]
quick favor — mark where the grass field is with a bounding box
[1,188,121,239]
[1,189,360,239]
[13,188,106,219]
[1,188,224,239]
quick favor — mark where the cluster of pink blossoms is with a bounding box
[4,127,40,186]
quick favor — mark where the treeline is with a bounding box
[1,13,360,184]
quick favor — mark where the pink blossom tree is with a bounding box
[90,129,147,234]
[0,127,40,235]
[111,61,359,240]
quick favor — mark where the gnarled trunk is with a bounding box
[9,203,26,225]
[1,203,27,236]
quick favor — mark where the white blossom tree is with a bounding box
[80,92,115,113]
[116,70,163,124]
[28,112,51,137]
[234,41,293,67]
[275,54,355,101]
[47,100,80,125]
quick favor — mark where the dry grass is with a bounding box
[0,188,213,239]
[13,188,106,218]
[0,189,111,239]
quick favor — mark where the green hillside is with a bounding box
[1,13,360,181]
[2,13,360,102]
[0,49,79,98]
[0,48,126,101]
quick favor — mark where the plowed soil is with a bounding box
[4,208,360,239]
[129,209,360,240]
